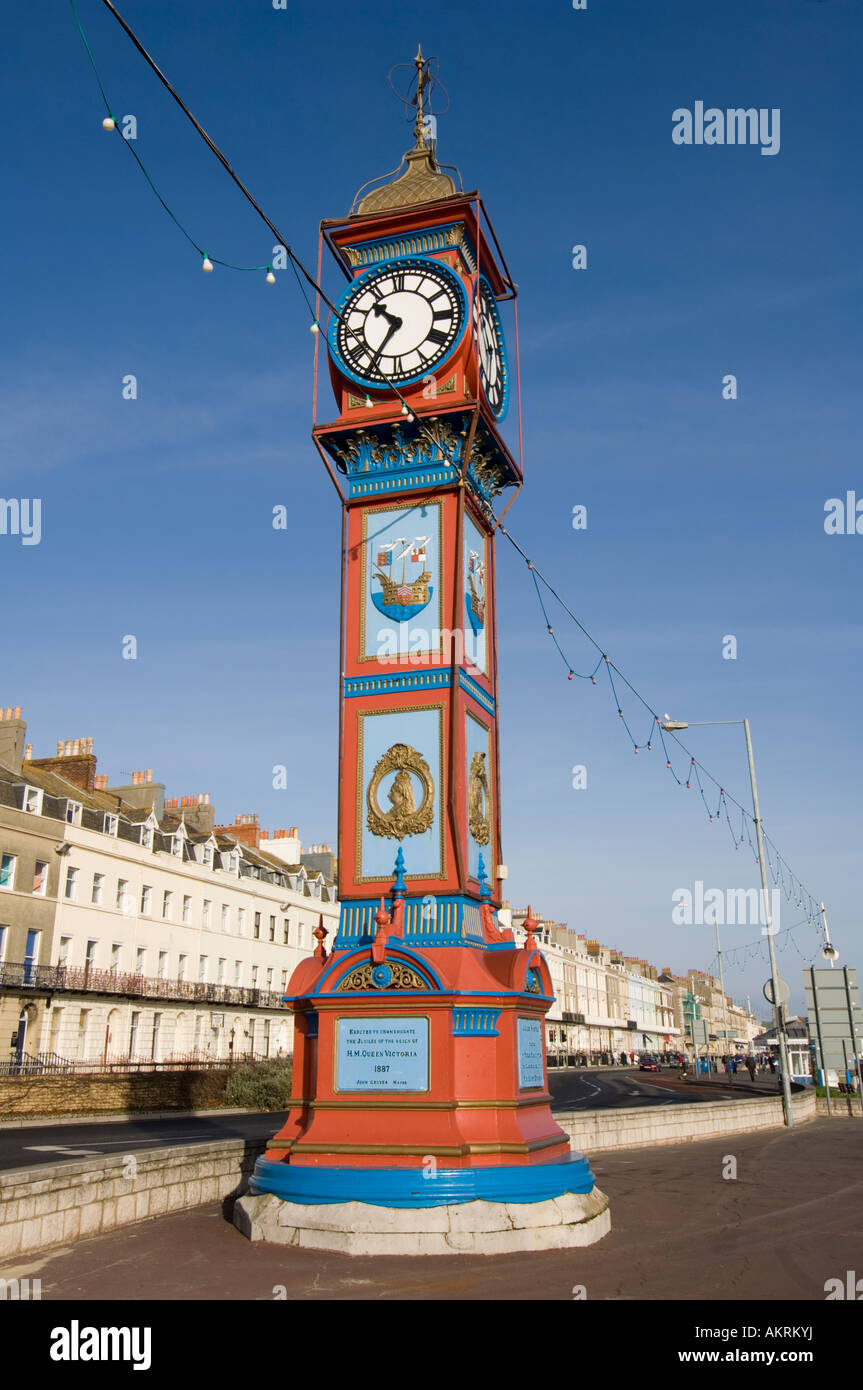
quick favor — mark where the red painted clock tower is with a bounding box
[240,50,608,1251]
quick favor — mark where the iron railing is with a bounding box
[0,961,287,1009]
[0,1049,278,1076]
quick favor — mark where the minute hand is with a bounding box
[369,318,401,374]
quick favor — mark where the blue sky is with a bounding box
[3,0,862,1015]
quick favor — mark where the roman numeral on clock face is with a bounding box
[427,328,449,347]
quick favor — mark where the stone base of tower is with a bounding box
[234,1187,610,1257]
[233,1154,611,1256]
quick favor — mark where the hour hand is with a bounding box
[373,303,402,329]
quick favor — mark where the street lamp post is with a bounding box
[661,716,795,1127]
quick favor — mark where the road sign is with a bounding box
[763,977,790,1006]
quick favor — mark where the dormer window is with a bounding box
[226,850,239,875]
[23,785,43,815]
[65,800,82,826]
[103,813,119,837]
[201,843,214,868]
[170,835,184,858]
[140,824,154,849]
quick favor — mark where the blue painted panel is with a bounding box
[336,1016,429,1092]
[518,1018,545,1089]
[462,512,489,676]
[362,501,441,663]
[465,712,493,883]
[250,1152,596,1207]
[451,1007,501,1036]
[359,706,443,880]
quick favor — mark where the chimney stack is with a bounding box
[0,707,27,774]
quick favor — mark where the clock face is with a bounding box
[331,257,466,388]
[472,276,508,420]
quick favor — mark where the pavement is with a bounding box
[3,1117,858,1301]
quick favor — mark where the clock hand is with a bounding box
[373,303,403,330]
[368,317,401,373]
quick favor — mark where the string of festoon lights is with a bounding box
[71,0,829,964]
[505,526,827,951]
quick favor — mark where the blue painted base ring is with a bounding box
[250,1152,596,1209]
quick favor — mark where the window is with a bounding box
[58,936,71,967]
[266,967,273,990]
[64,865,78,901]
[162,890,173,921]
[151,1013,162,1060]
[135,947,146,976]
[140,884,152,915]
[0,926,6,962]
[140,824,153,849]
[198,955,207,982]
[158,951,167,980]
[202,900,211,928]
[129,1011,140,1056]
[221,905,230,933]
[237,908,246,936]
[253,912,261,940]
[85,940,97,971]
[111,943,121,973]
[282,918,290,945]
[0,854,16,890]
[32,861,48,895]
[280,969,287,992]
[182,895,191,924]
[23,786,43,815]
[116,879,129,913]
[91,873,104,906]
[177,954,187,982]
[103,813,118,837]
[65,801,82,826]
[23,929,40,984]
[263,1018,271,1056]
[234,960,242,985]
[193,1015,202,1053]
[202,843,214,868]
[171,835,183,858]
[251,965,259,988]
[269,915,276,943]
[217,958,226,984]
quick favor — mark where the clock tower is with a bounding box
[237,50,609,1254]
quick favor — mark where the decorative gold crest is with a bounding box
[468,751,491,846]
[336,961,429,992]
[367,743,435,839]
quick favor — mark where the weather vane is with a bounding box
[387,43,450,153]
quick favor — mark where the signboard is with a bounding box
[335,1016,429,1093]
[517,1017,544,1089]
[691,1019,710,1046]
[804,967,863,1079]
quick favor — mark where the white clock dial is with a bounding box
[334,258,465,387]
[472,277,507,419]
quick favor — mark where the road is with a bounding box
[0,1069,731,1172]
[0,1111,286,1173]
[548,1066,724,1109]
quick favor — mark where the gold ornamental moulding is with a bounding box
[367,742,434,839]
[336,961,429,993]
[468,750,490,846]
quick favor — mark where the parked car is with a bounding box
[639,1056,660,1072]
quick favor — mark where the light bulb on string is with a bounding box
[364,395,373,409]
[202,255,214,273]
[102,116,116,131]
[310,321,320,334]
[265,268,276,285]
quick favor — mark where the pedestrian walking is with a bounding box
[745,1055,756,1082]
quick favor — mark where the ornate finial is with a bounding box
[523,905,539,952]
[313,914,329,962]
[413,43,429,150]
[392,845,407,898]
[477,852,491,900]
[372,896,392,964]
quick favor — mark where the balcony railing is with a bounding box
[0,1049,277,1076]
[0,961,287,1009]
